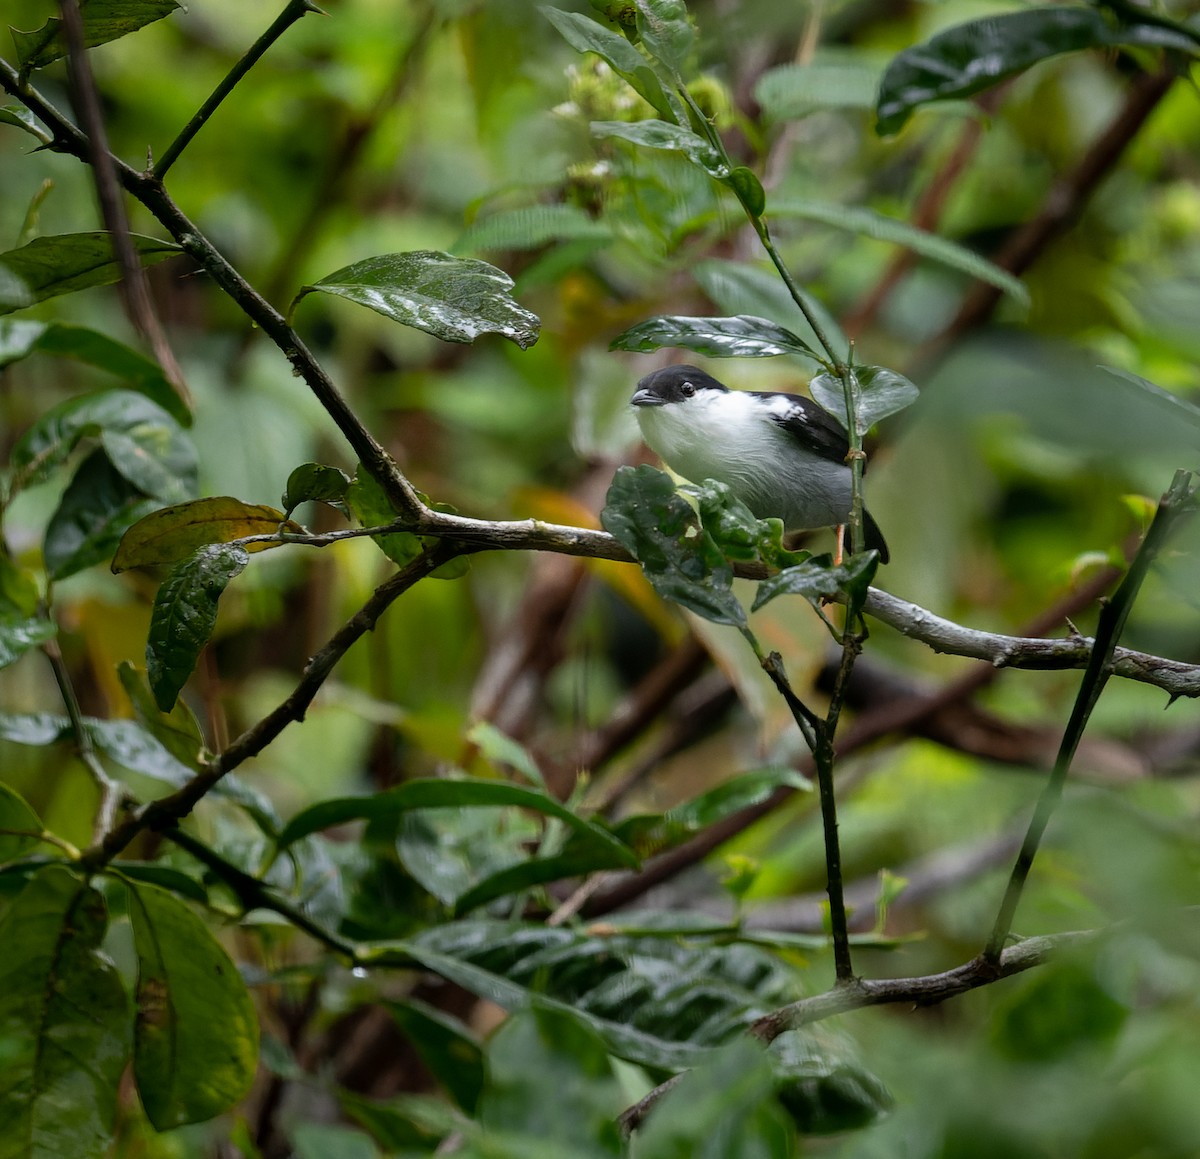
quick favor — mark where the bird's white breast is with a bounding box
[636,389,852,531]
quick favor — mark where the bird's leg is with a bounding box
[834,524,846,566]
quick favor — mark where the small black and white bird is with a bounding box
[631,364,889,563]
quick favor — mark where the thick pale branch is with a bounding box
[864,588,1200,699]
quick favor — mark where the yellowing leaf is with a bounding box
[112,497,303,572]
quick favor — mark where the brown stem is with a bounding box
[57,0,191,409]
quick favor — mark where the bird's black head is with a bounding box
[630,365,728,407]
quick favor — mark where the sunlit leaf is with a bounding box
[11,1,182,73]
[0,232,180,315]
[113,497,301,572]
[601,464,746,627]
[808,364,919,438]
[146,544,249,711]
[125,878,259,1129]
[293,251,541,349]
[876,7,1200,135]
[611,314,820,361]
[0,866,131,1159]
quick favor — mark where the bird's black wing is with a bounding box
[748,391,850,465]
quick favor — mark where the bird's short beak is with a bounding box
[631,387,664,407]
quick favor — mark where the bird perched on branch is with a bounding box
[631,364,889,563]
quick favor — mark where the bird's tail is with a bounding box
[863,509,890,565]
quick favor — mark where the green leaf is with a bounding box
[293,250,541,350]
[755,62,883,119]
[466,720,545,788]
[374,938,707,1071]
[668,767,812,829]
[125,878,259,1129]
[808,365,919,438]
[146,543,249,712]
[11,1,182,73]
[87,718,195,786]
[277,778,637,868]
[635,1038,791,1158]
[592,119,728,177]
[601,464,746,627]
[116,660,206,772]
[990,960,1128,1062]
[769,1028,892,1133]
[0,104,51,144]
[366,919,804,1071]
[111,862,208,904]
[113,497,301,571]
[388,998,484,1113]
[751,551,879,614]
[610,314,820,361]
[454,204,614,255]
[633,0,695,78]
[0,710,195,786]
[337,1090,455,1152]
[345,468,423,568]
[281,463,351,517]
[8,388,196,500]
[481,1006,623,1157]
[0,554,38,618]
[0,321,191,426]
[0,711,67,746]
[0,616,56,671]
[44,449,160,580]
[694,259,848,363]
[727,166,766,217]
[876,6,1200,135]
[0,782,43,864]
[0,866,132,1159]
[768,200,1030,309]
[540,7,679,120]
[451,841,637,916]
[0,232,180,315]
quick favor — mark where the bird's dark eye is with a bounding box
[680,380,695,397]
